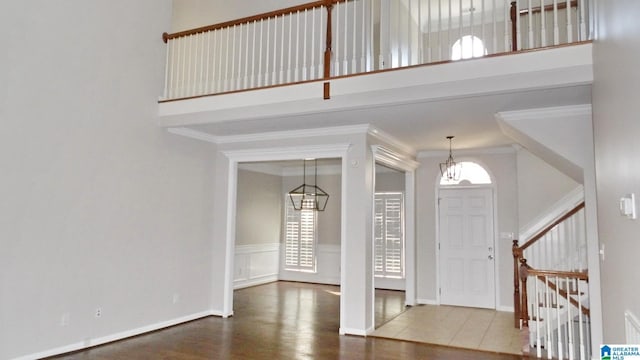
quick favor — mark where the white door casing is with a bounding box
[438,188,496,309]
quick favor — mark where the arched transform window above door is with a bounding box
[440,161,492,186]
[451,35,487,60]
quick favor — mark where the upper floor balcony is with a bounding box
[158,0,593,151]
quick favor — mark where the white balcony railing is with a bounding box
[161,0,591,101]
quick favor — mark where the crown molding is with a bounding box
[495,104,592,123]
[368,126,416,156]
[372,145,420,171]
[167,127,218,143]
[215,124,370,144]
[222,143,352,162]
[417,145,516,158]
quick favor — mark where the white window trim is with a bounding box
[374,192,405,279]
[283,195,318,273]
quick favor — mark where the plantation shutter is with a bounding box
[284,196,317,272]
[374,192,404,278]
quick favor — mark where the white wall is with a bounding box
[416,151,518,310]
[172,0,307,31]
[592,0,640,343]
[516,148,580,229]
[236,169,282,246]
[234,169,282,289]
[375,165,406,192]
[0,2,215,359]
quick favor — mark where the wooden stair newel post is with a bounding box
[510,1,518,51]
[519,258,530,355]
[323,0,334,79]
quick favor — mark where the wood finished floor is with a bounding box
[48,282,526,359]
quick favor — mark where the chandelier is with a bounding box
[439,136,462,181]
[288,159,329,211]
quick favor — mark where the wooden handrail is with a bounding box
[519,258,590,321]
[163,0,349,43]
[512,201,585,328]
[518,201,585,252]
[533,274,590,316]
[526,266,589,281]
[510,0,579,51]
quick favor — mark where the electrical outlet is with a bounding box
[61,313,70,327]
[95,308,102,318]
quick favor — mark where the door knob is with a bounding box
[488,254,494,260]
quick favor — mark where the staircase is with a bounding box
[513,201,591,359]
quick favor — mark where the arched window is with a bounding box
[451,35,487,60]
[440,161,492,185]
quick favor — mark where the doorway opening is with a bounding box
[374,163,408,327]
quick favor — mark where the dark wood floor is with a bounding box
[48,282,525,359]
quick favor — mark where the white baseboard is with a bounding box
[416,298,438,305]
[12,311,213,360]
[339,326,373,336]
[234,274,278,289]
[279,272,340,285]
[496,305,515,312]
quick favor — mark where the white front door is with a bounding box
[439,188,495,309]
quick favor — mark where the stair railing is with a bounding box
[519,258,590,359]
[513,201,585,327]
[510,0,587,51]
[160,0,592,101]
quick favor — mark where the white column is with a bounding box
[340,137,375,335]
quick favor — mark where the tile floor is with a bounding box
[372,304,523,355]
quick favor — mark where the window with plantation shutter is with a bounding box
[374,192,404,278]
[284,196,317,272]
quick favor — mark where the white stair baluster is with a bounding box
[407,0,412,65]
[272,16,278,85]
[352,0,358,73]
[557,276,563,360]
[536,278,541,358]
[527,0,534,48]
[335,4,341,74]
[566,0,573,43]
[541,0,547,46]
[516,0,521,50]
[579,0,586,41]
[418,0,424,63]
[553,0,559,45]
[567,277,574,360]
[577,279,585,360]
[344,1,349,74]
[295,11,300,81]
[311,9,316,80]
[546,276,552,359]
[303,9,308,81]
[504,0,510,51]
[251,22,257,89]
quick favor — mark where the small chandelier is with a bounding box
[288,159,329,211]
[439,136,462,181]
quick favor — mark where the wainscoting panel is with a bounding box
[234,243,280,289]
[626,310,640,344]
